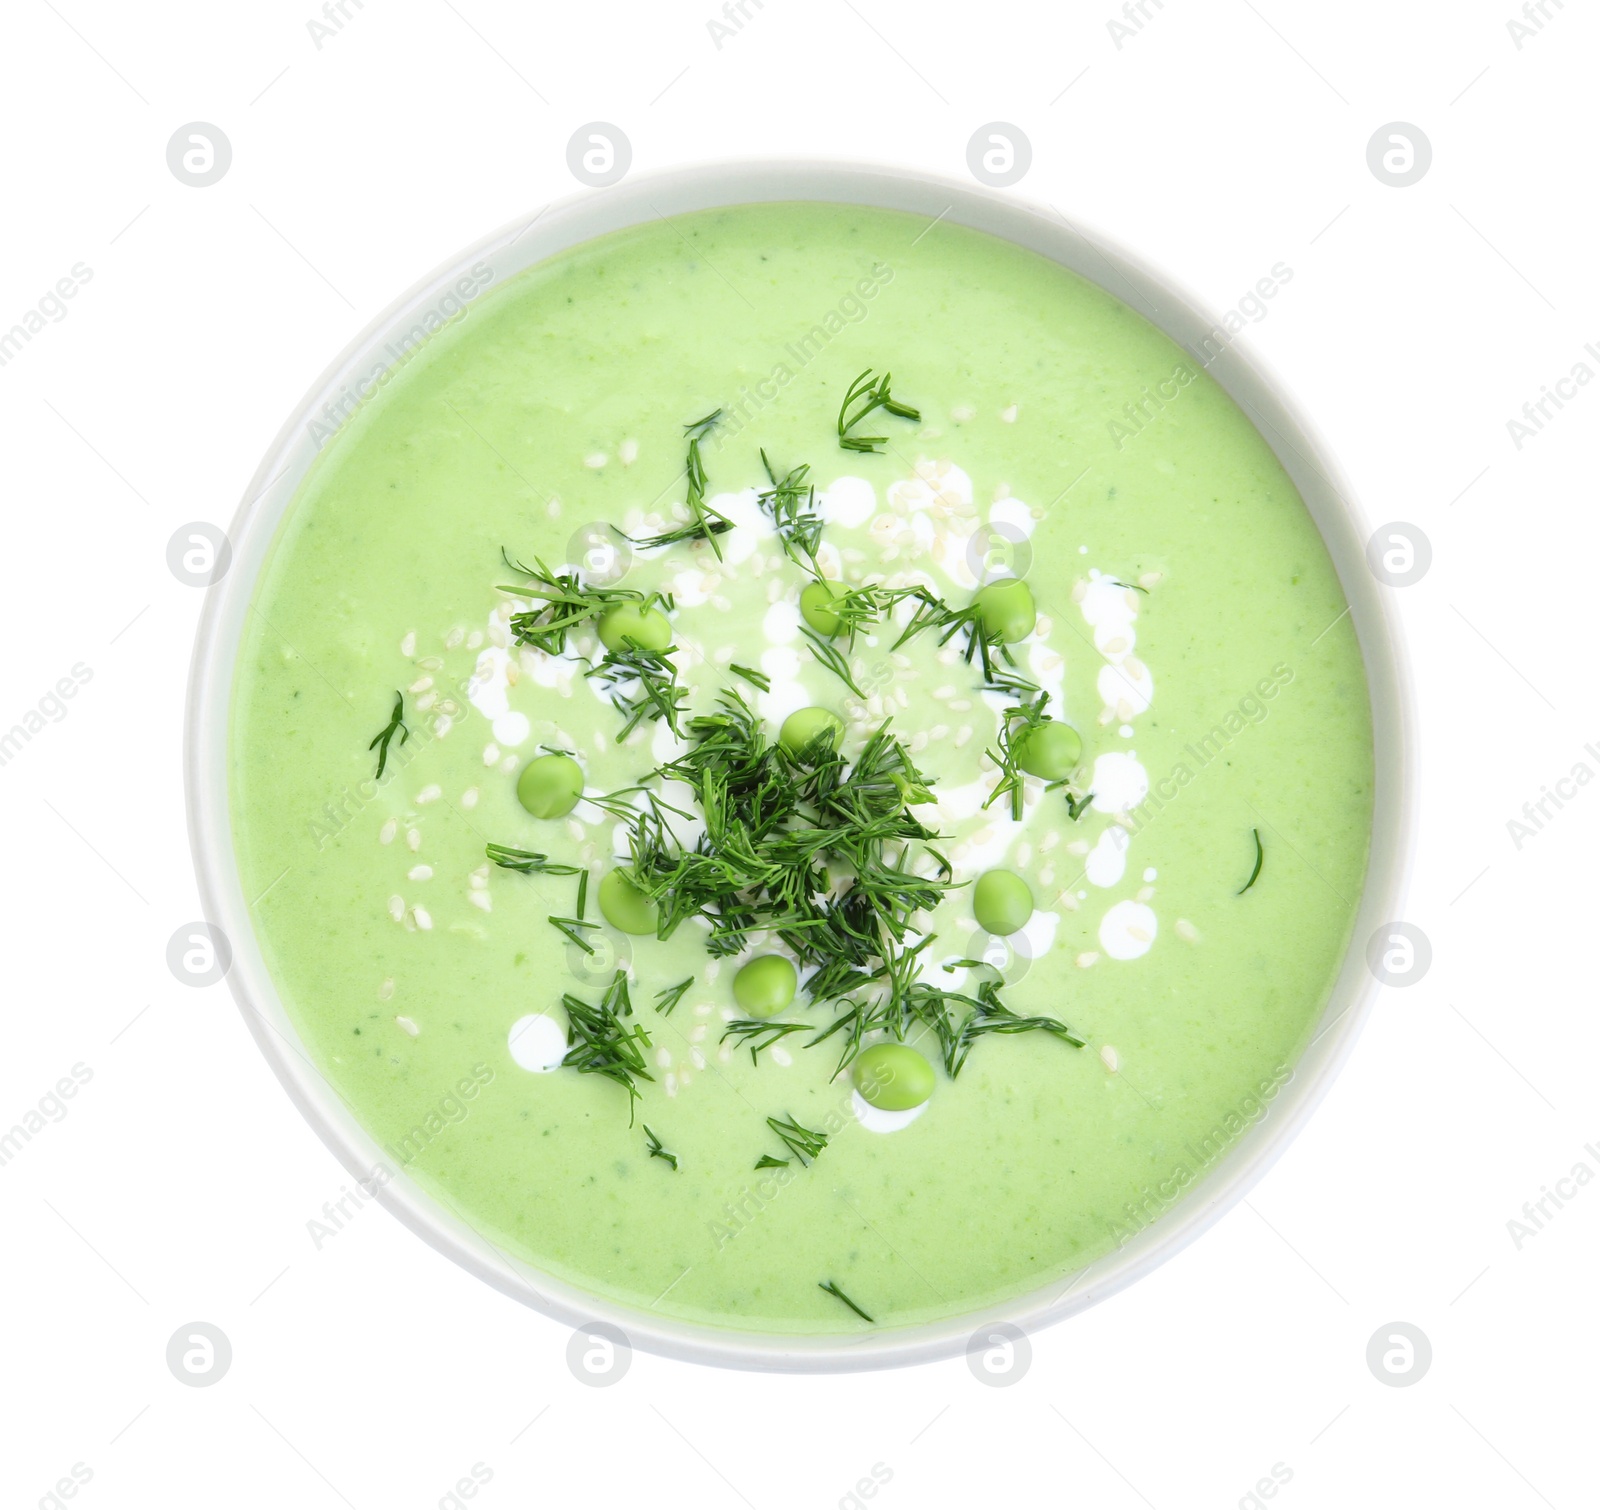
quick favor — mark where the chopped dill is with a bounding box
[756,450,824,567]
[818,1279,874,1323]
[721,1018,812,1066]
[729,662,770,692]
[1063,790,1095,822]
[654,977,695,1017]
[1237,828,1264,894]
[754,1154,789,1170]
[369,692,409,778]
[630,410,732,557]
[643,1124,679,1171]
[585,644,688,740]
[548,916,599,954]
[838,369,921,454]
[766,1113,829,1166]
[982,688,1053,821]
[560,969,652,1122]
[801,626,865,696]
[575,869,589,917]
[485,844,584,877]
[499,548,649,655]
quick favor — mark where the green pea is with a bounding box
[597,602,672,653]
[1015,721,1083,780]
[852,1043,935,1110]
[516,753,584,819]
[799,579,846,637]
[973,579,1037,644]
[973,869,1033,936]
[598,869,657,935]
[732,955,797,1018]
[779,706,843,759]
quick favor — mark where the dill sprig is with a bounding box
[838,369,921,454]
[819,1279,874,1323]
[801,626,865,696]
[586,644,688,740]
[499,548,648,655]
[631,410,733,557]
[729,662,770,692]
[654,977,695,1017]
[561,969,652,1121]
[982,689,1053,821]
[486,844,584,877]
[369,692,409,778]
[766,1113,830,1166]
[721,1018,812,1066]
[643,1125,678,1171]
[548,916,599,954]
[1063,790,1094,822]
[757,449,825,567]
[754,1153,788,1169]
[1237,828,1264,894]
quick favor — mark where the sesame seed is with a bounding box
[620,439,639,465]
[1000,404,1018,423]
[400,632,416,657]
[444,626,464,648]
[771,1046,793,1067]
[417,655,443,671]
[483,743,500,766]
[1176,918,1200,943]
[406,829,422,852]
[1076,951,1098,968]
[379,818,397,845]
[408,865,433,881]
[415,692,437,712]
[468,891,492,913]
[1099,1044,1119,1070]
[396,1016,420,1038]
[584,452,608,469]
[416,785,441,805]
[547,498,561,518]
[378,977,395,1000]
[953,727,972,748]
[461,787,479,809]
[412,907,433,931]
[949,699,972,713]
[387,895,405,922]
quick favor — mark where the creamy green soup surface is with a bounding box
[231,203,1373,1335]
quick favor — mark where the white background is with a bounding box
[2,1,1596,1506]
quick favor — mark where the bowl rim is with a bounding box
[185,156,1414,1373]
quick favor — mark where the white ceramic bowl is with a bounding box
[185,160,1413,1372]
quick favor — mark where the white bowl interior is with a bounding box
[185,161,1412,1372]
